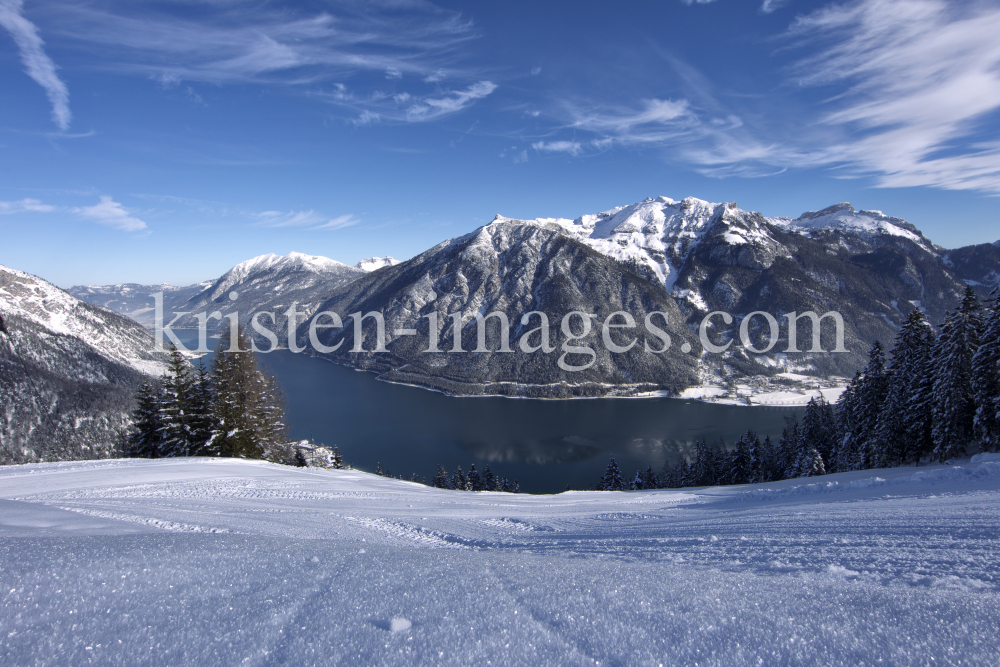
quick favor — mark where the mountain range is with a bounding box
[66,197,998,397]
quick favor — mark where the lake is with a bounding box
[178,333,804,493]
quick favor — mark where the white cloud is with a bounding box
[256,209,358,231]
[535,97,706,157]
[532,141,583,156]
[354,110,381,127]
[313,214,359,230]
[49,2,476,87]
[0,198,57,214]
[512,149,528,163]
[0,0,71,130]
[785,0,1000,193]
[405,80,497,121]
[73,196,147,231]
[760,0,789,13]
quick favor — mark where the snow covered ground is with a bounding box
[2,458,998,666]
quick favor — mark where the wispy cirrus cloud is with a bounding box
[255,210,359,231]
[42,0,496,125]
[0,198,57,214]
[404,81,497,121]
[690,0,1000,193]
[532,141,583,156]
[49,1,476,85]
[0,0,71,130]
[73,196,147,231]
[760,0,790,13]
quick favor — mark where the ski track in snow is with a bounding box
[1,458,999,666]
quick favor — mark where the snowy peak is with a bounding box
[356,256,401,272]
[207,251,361,300]
[492,196,772,291]
[772,203,932,250]
[226,251,352,282]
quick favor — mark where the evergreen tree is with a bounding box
[870,310,935,466]
[801,397,835,466]
[467,464,484,491]
[797,446,826,477]
[160,348,197,457]
[210,323,292,463]
[127,381,165,458]
[189,362,217,455]
[778,416,802,479]
[433,464,450,488]
[640,465,659,490]
[376,462,385,476]
[599,455,625,490]
[856,341,890,468]
[932,287,982,462]
[972,292,1000,452]
[331,444,345,469]
[727,431,755,485]
[451,465,468,491]
[483,465,497,491]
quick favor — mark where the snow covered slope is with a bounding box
[2,457,998,666]
[0,265,172,463]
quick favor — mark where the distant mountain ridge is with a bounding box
[295,196,994,396]
[65,197,999,397]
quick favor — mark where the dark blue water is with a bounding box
[179,333,803,493]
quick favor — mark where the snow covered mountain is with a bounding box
[168,251,364,347]
[0,265,172,464]
[298,196,981,395]
[300,219,702,397]
[356,256,401,272]
[68,281,213,329]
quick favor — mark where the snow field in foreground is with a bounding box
[1,458,999,666]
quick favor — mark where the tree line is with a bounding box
[598,286,1000,490]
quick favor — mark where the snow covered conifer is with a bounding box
[972,292,1000,452]
[160,348,197,457]
[600,455,625,491]
[433,464,450,488]
[871,310,934,465]
[127,381,165,458]
[856,341,890,468]
[451,465,468,491]
[331,444,345,469]
[932,287,982,462]
[797,446,826,477]
[468,464,484,491]
[779,416,802,479]
[210,323,291,462]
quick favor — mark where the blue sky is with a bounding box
[2,0,999,287]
